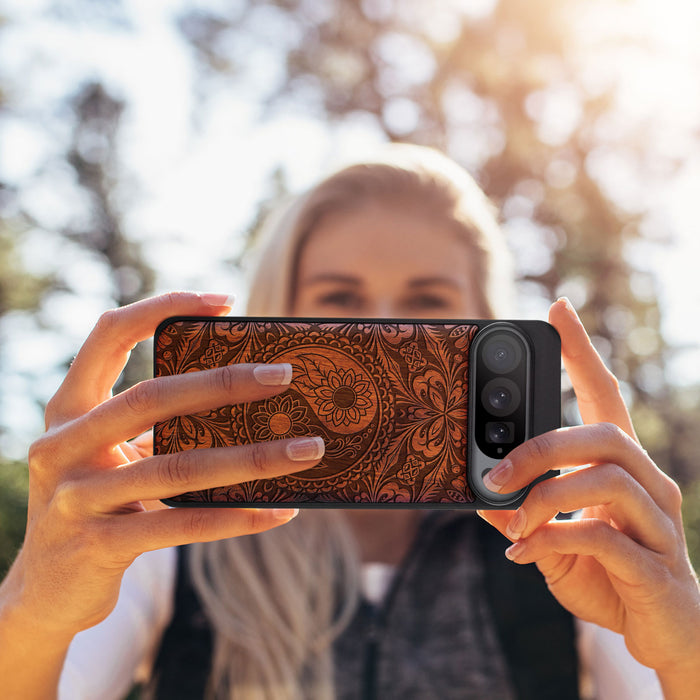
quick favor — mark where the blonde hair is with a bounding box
[189,512,359,700]
[188,144,514,699]
[246,143,514,318]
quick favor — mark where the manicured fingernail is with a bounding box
[199,293,236,309]
[557,296,578,319]
[506,509,527,540]
[483,460,512,493]
[286,436,325,461]
[273,508,299,521]
[254,363,293,386]
[505,541,527,561]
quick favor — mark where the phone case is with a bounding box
[153,317,560,508]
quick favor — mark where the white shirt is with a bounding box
[59,548,663,700]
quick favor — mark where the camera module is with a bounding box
[482,334,523,374]
[470,323,531,463]
[481,377,521,417]
[467,320,559,507]
[485,421,515,444]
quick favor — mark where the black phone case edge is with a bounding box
[154,316,561,510]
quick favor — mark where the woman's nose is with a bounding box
[364,300,397,318]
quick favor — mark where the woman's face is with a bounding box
[292,202,485,319]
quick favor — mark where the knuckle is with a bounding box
[660,512,683,553]
[245,509,268,532]
[662,476,683,512]
[28,435,51,474]
[597,421,628,446]
[95,307,138,356]
[94,308,121,337]
[184,509,211,541]
[123,380,158,416]
[213,365,239,394]
[522,432,555,465]
[529,477,555,510]
[161,291,191,309]
[28,432,61,478]
[157,452,194,490]
[52,479,84,517]
[583,517,615,546]
[601,462,633,490]
[246,442,270,476]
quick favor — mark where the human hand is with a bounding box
[478,298,700,692]
[3,292,324,640]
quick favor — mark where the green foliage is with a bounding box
[0,222,54,316]
[0,460,28,577]
[0,2,697,555]
[176,0,695,489]
[682,478,700,572]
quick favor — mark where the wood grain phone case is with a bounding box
[153,317,560,508]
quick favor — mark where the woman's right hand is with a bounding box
[1,292,324,642]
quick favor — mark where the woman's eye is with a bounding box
[403,295,451,312]
[315,291,365,310]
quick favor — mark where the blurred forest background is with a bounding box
[1,0,700,575]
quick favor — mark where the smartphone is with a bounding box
[153,317,560,509]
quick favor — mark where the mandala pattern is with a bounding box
[311,367,372,428]
[154,319,478,504]
[250,394,311,441]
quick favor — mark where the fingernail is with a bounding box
[483,460,512,493]
[199,293,236,309]
[273,508,299,521]
[254,363,293,386]
[286,436,325,462]
[506,509,527,540]
[505,541,527,561]
[557,296,578,319]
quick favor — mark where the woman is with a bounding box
[0,145,697,699]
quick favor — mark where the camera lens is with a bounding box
[481,378,521,417]
[489,387,510,411]
[482,334,523,374]
[486,421,514,444]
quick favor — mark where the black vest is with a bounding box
[148,514,579,699]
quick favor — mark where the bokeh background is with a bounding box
[1,0,700,574]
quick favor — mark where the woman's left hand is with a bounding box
[478,298,700,696]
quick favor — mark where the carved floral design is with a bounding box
[154,320,478,504]
[250,394,310,440]
[310,367,372,428]
[409,369,468,460]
